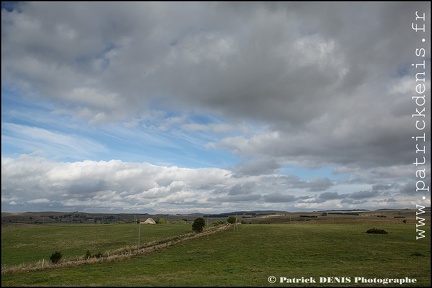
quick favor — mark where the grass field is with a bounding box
[1,222,430,287]
[1,222,192,267]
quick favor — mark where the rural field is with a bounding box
[1,222,193,267]
[1,213,430,287]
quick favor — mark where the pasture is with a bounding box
[1,222,192,267]
[1,221,430,286]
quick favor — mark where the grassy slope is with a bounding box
[1,223,430,287]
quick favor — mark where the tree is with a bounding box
[192,217,205,233]
[227,216,236,224]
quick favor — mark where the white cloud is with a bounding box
[2,155,424,213]
[27,198,50,204]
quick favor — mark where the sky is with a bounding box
[1,1,431,214]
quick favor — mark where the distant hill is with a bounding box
[2,208,429,225]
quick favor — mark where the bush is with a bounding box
[192,217,206,233]
[366,228,388,234]
[156,217,167,224]
[50,251,62,264]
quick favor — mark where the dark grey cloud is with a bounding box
[398,177,431,195]
[233,159,280,176]
[372,184,398,192]
[315,192,346,203]
[209,193,263,203]
[228,183,256,196]
[281,176,333,192]
[380,198,398,203]
[263,193,304,203]
[349,190,380,200]
[341,199,368,205]
[67,180,106,195]
[314,189,387,204]
[296,178,334,192]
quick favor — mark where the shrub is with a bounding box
[366,228,388,234]
[411,251,424,256]
[50,251,62,264]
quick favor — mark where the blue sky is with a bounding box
[1,2,430,213]
[2,87,237,166]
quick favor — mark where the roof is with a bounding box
[142,218,156,224]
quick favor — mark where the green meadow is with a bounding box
[1,223,430,287]
[1,223,192,266]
